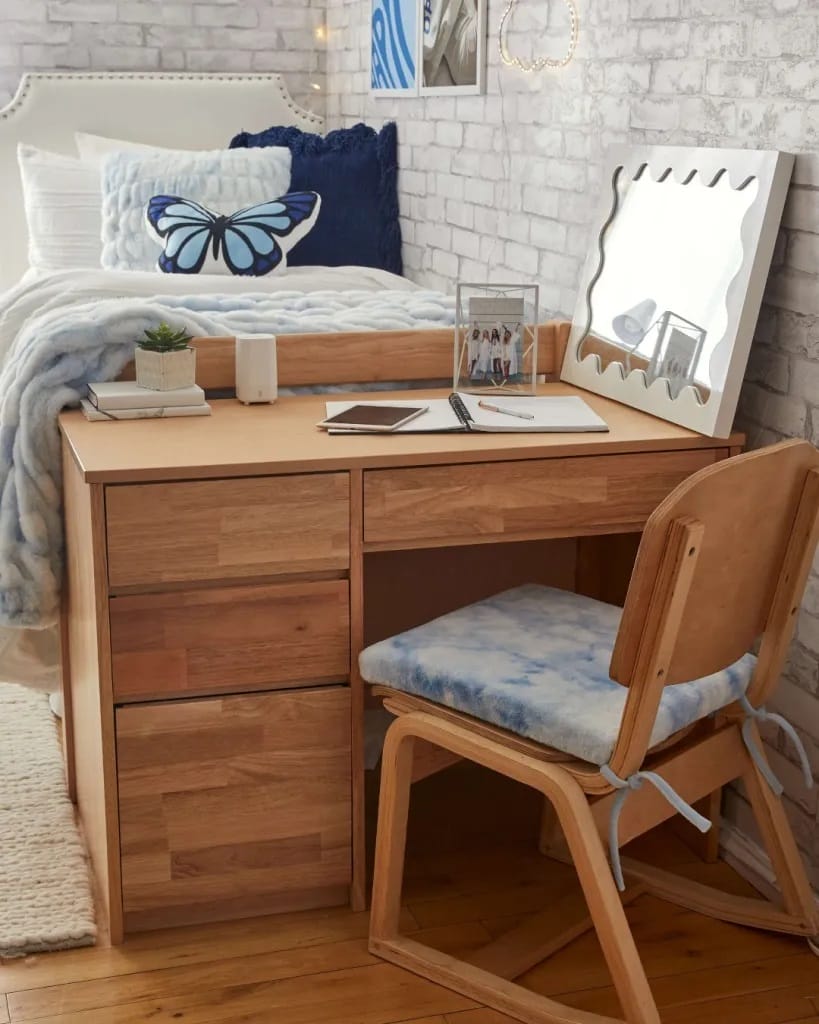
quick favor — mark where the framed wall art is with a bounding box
[421,0,487,96]
[370,0,487,97]
[370,0,418,95]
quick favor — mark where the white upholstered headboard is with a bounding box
[0,72,324,291]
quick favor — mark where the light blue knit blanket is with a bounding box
[0,273,454,629]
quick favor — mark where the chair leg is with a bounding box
[370,724,416,942]
[369,714,661,1024]
[619,730,819,941]
[742,723,819,934]
[552,781,660,1024]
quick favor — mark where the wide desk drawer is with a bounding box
[110,580,350,703]
[106,473,350,587]
[117,686,351,932]
[364,450,718,546]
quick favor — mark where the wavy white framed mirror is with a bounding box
[560,145,794,438]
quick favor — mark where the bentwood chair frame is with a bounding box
[368,439,819,1024]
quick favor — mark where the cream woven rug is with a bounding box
[0,682,96,957]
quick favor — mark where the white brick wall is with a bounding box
[0,0,326,115]
[323,0,819,878]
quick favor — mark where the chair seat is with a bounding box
[359,584,757,765]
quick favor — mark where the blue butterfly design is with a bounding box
[145,191,321,276]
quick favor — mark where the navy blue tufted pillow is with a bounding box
[229,122,402,276]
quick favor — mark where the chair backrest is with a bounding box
[608,439,819,775]
[612,438,819,692]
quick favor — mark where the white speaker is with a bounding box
[235,334,278,404]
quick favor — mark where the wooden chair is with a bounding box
[361,439,819,1024]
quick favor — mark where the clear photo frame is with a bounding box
[454,282,539,395]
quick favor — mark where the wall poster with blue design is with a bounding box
[370,0,418,95]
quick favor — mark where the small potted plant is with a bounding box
[135,322,196,391]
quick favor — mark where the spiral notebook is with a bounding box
[323,393,608,434]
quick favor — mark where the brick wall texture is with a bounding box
[0,0,326,115]
[3,0,819,879]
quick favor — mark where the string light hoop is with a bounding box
[498,0,579,71]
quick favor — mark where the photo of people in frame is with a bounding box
[463,319,524,386]
[462,295,526,388]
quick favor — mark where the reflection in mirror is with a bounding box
[576,166,759,404]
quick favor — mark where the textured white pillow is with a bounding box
[17,145,102,271]
[100,147,293,272]
[74,131,183,163]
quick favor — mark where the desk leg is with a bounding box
[59,599,77,804]
[349,469,367,911]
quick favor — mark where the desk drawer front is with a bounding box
[364,451,718,545]
[106,473,350,587]
[117,686,351,932]
[110,580,350,703]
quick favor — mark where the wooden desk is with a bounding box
[59,373,742,943]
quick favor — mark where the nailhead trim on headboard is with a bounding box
[0,72,324,127]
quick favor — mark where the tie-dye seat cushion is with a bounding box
[359,584,756,766]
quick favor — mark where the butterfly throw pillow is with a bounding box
[145,191,321,276]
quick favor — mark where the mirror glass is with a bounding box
[576,166,759,404]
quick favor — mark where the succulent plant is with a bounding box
[137,322,193,353]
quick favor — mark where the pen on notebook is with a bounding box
[478,400,535,421]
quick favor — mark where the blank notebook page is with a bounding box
[458,394,609,432]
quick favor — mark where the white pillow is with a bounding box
[100,147,293,273]
[17,145,101,271]
[75,131,181,163]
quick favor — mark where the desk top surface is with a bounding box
[60,384,744,484]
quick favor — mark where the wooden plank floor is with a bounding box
[2,762,819,1023]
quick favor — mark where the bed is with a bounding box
[0,72,456,689]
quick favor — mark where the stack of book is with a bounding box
[82,382,211,420]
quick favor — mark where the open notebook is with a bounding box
[323,393,608,434]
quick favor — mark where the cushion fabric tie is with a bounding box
[739,695,813,796]
[600,764,712,891]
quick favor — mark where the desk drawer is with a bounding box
[106,473,349,587]
[364,450,718,546]
[116,686,351,932]
[110,580,350,703]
